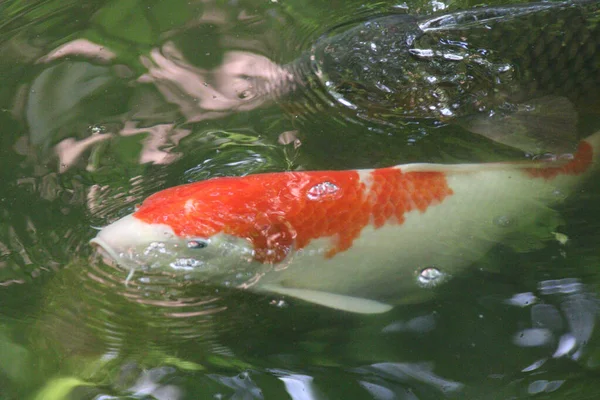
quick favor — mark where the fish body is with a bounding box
[275,1,600,152]
[91,131,600,314]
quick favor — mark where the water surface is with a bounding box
[1,0,600,398]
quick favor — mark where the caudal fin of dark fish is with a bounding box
[458,96,579,155]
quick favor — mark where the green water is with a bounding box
[1,0,600,398]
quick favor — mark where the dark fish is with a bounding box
[274,1,600,154]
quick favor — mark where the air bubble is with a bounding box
[170,258,202,270]
[144,242,168,255]
[417,267,446,287]
[88,125,106,134]
[307,181,340,201]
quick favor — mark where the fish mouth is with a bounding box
[90,237,124,267]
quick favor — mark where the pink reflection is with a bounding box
[138,43,289,122]
[38,39,116,63]
[0,279,26,286]
[164,307,227,318]
[120,121,190,165]
[43,35,290,172]
[54,132,113,173]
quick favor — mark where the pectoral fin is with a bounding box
[261,284,393,314]
[459,96,578,154]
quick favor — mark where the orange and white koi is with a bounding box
[91,131,600,314]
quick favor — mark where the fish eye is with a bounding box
[187,239,208,249]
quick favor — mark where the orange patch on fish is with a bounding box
[134,168,453,263]
[526,141,594,179]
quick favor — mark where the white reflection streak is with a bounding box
[279,374,319,400]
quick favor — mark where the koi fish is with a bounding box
[255,1,600,153]
[91,131,600,314]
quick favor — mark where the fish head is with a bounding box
[90,213,256,278]
[93,214,254,269]
[91,173,300,284]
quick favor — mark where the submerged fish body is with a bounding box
[277,0,600,153]
[91,131,600,314]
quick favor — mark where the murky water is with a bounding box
[1,0,600,398]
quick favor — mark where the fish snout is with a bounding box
[90,214,178,268]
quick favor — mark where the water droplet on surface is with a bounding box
[417,267,446,287]
[307,182,340,201]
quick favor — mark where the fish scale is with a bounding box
[273,1,600,153]
[412,2,600,104]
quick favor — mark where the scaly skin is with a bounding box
[284,1,600,123]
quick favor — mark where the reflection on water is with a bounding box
[0,0,600,398]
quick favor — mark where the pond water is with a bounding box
[1,0,600,398]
